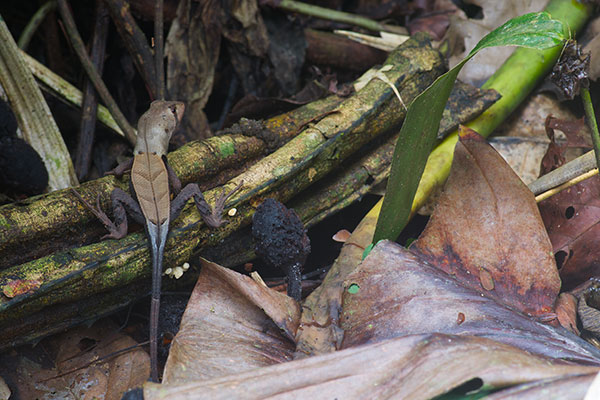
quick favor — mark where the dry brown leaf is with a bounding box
[488,136,549,186]
[145,333,599,400]
[556,292,579,335]
[162,259,299,384]
[340,240,599,364]
[413,127,560,317]
[0,320,148,400]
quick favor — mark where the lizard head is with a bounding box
[134,100,185,156]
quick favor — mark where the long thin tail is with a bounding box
[148,219,169,382]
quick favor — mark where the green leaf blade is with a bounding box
[470,12,566,56]
[373,66,463,242]
[374,11,567,243]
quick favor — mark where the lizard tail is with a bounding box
[148,218,169,382]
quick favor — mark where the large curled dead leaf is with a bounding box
[412,126,560,317]
[145,333,598,400]
[162,259,299,384]
[341,240,600,364]
[150,123,600,399]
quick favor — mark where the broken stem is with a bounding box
[274,0,407,35]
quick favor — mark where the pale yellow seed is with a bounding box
[173,267,184,279]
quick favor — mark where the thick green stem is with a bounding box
[411,0,591,213]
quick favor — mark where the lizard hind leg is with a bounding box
[72,188,144,240]
[170,182,242,228]
[107,188,145,239]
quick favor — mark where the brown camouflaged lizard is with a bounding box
[74,100,241,382]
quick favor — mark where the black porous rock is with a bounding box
[252,198,310,301]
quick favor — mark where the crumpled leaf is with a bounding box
[162,259,299,384]
[0,320,149,400]
[340,240,599,364]
[540,115,589,175]
[144,333,599,400]
[535,113,600,290]
[412,127,560,316]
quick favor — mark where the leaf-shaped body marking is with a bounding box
[132,153,170,226]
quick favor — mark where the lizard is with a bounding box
[73,100,241,382]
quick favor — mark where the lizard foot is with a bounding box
[71,189,127,239]
[203,181,243,228]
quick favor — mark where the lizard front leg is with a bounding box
[105,157,134,178]
[73,188,144,239]
[170,182,243,228]
[163,157,182,196]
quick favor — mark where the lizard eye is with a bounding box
[169,105,178,120]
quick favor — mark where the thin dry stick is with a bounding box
[155,0,165,100]
[535,168,599,202]
[57,0,136,144]
[75,0,110,180]
[103,0,157,98]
